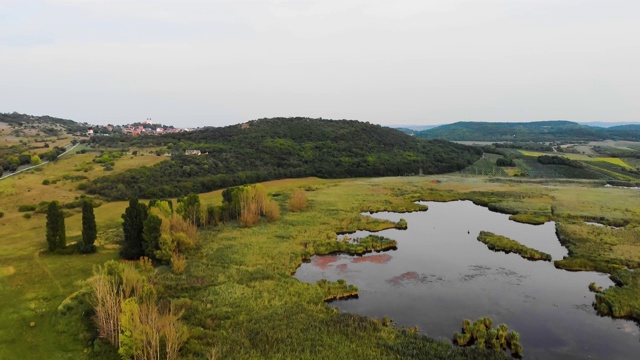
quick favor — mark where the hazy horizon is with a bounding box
[2,1,638,128]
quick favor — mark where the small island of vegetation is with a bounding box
[477,231,552,261]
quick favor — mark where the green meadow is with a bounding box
[1,153,640,358]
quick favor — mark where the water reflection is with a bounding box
[294,201,640,360]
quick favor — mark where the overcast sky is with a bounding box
[1,0,639,127]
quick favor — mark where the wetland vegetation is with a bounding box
[477,231,552,261]
[2,117,640,359]
[453,318,523,358]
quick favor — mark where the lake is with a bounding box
[294,201,640,359]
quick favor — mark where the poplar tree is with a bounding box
[46,201,65,251]
[80,199,97,253]
[142,214,162,260]
[120,198,148,259]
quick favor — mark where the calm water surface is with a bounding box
[294,201,640,360]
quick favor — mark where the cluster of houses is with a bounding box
[86,119,195,136]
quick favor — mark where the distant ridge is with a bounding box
[578,121,640,128]
[414,120,640,142]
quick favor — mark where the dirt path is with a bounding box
[33,249,63,292]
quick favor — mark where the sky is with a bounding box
[1,0,639,128]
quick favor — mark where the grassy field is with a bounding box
[2,173,640,358]
[518,150,634,169]
[457,148,640,182]
[0,146,169,359]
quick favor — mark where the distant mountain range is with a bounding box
[396,121,640,142]
[577,121,640,128]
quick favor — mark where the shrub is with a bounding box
[171,253,187,274]
[18,204,36,212]
[288,189,308,212]
[264,201,281,222]
[23,212,32,219]
[42,179,50,185]
[0,211,3,218]
[496,157,515,167]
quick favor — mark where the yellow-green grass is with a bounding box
[518,150,633,169]
[0,149,166,223]
[0,192,129,359]
[4,175,640,358]
[162,177,505,359]
[594,269,640,320]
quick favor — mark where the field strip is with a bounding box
[33,250,63,292]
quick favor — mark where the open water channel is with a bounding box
[294,201,640,359]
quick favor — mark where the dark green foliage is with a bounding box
[120,198,148,259]
[42,146,67,162]
[490,142,554,152]
[477,231,551,261]
[142,214,162,260]
[495,157,515,167]
[79,200,97,254]
[84,118,482,199]
[537,155,582,168]
[0,211,3,218]
[45,201,66,251]
[18,204,36,212]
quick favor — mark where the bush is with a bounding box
[0,211,3,218]
[496,157,515,167]
[265,201,281,222]
[23,213,32,219]
[171,253,187,274]
[42,179,51,185]
[288,189,308,212]
[18,205,36,212]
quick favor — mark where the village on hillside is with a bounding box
[87,118,196,136]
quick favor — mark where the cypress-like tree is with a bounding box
[120,198,148,259]
[46,201,65,251]
[142,214,162,260]
[80,199,97,253]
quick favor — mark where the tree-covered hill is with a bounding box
[414,121,640,142]
[85,118,482,199]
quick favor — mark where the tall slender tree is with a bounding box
[80,199,97,253]
[121,198,148,259]
[46,201,65,251]
[142,214,162,260]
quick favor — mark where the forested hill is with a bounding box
[86,117,482,200]
[414,121,640,142]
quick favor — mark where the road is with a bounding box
[0,143,79,180]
